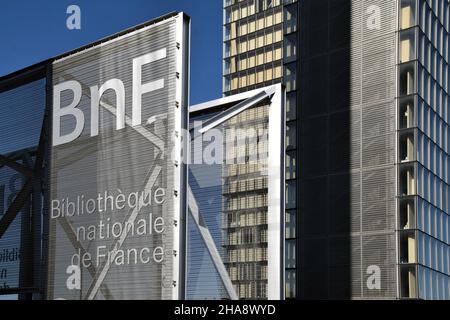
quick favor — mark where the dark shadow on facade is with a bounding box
[298,0,352,299]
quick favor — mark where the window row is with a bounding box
[225,0,297,8]
[228,264,268,281]
[417,197,450,245]
[225,176,268,194]
[224,194,268,211]
[286,91,297,121]
[419,26,449,69]
[225,26,283,58]
[226,227,268,245]
[224,0,282,28]
[417,98,449,153]
[225,63,283,91]
[286,120,296,150]
[226,162,268,176]
[417,132,450,185]
[417,232,450,276]
[225,210,268,228]
[225,6,283,39]
[401,26,450,72]
[419,0,450,42]
[227,246,268,263]
[228,104,269,125]
[418,265,450,300]
[418,38,450,95]
[225,43,283,74]
[417,163,449,213]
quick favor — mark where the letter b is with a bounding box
[53,80,84,146]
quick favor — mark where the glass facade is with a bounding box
[187,101,272,299]
[223,0,284,94]
[0,77,46,300]
[398,0,450,299]
[223,0,298,299]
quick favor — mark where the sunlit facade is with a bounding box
[223,0,298,299]
[397,0,450,299]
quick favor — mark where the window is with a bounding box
[265,68,273,81]
[248,36,256,51]
[248,54,256,68]
[285,209,296,238]
[286,121,296,150]
[286,180,296,209]
[265,31,273,45]
[232,6,239,22]
[265,49,273,63]
[240,74,247,87]
[286,150,297,180]
[248,72,256,85]
[248,19,256,33]
[274,28,283,42]
[274,45,282,60]
[400,0,416,29]
[285,239,296,268]
[285,62,297,92]
[286,92,296,121]
[257,50,265,65]
[274,64,282,79]
[239,56,247,70]
[399,62,416,96]
[285,270,296,298]
[257,32,265,48]
[257,68,265,83]
[241,4,248,19]
[274,7,283,24]
[240,39,248,53]
[265,13,273,27]
[284,3,298,34]
[399,28,416,63]
[230,57,236,73]
[239,22,248,36]
[224,59,231,75]
[284,33,297,63]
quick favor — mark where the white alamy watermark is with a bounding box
[366,5,381,30]
[366,265,381,290]
[66,5,81,30]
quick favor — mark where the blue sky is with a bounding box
[0,0,223,104]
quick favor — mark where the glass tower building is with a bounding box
[223,0,450,299]
[398,0,450,299]
[223,0,299,299]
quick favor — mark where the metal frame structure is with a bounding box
[189,84,285,300]
[0,64,49,299]
[0,12,184,300]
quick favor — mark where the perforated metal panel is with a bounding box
[47,14,189,300]
[299,0,398,299]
